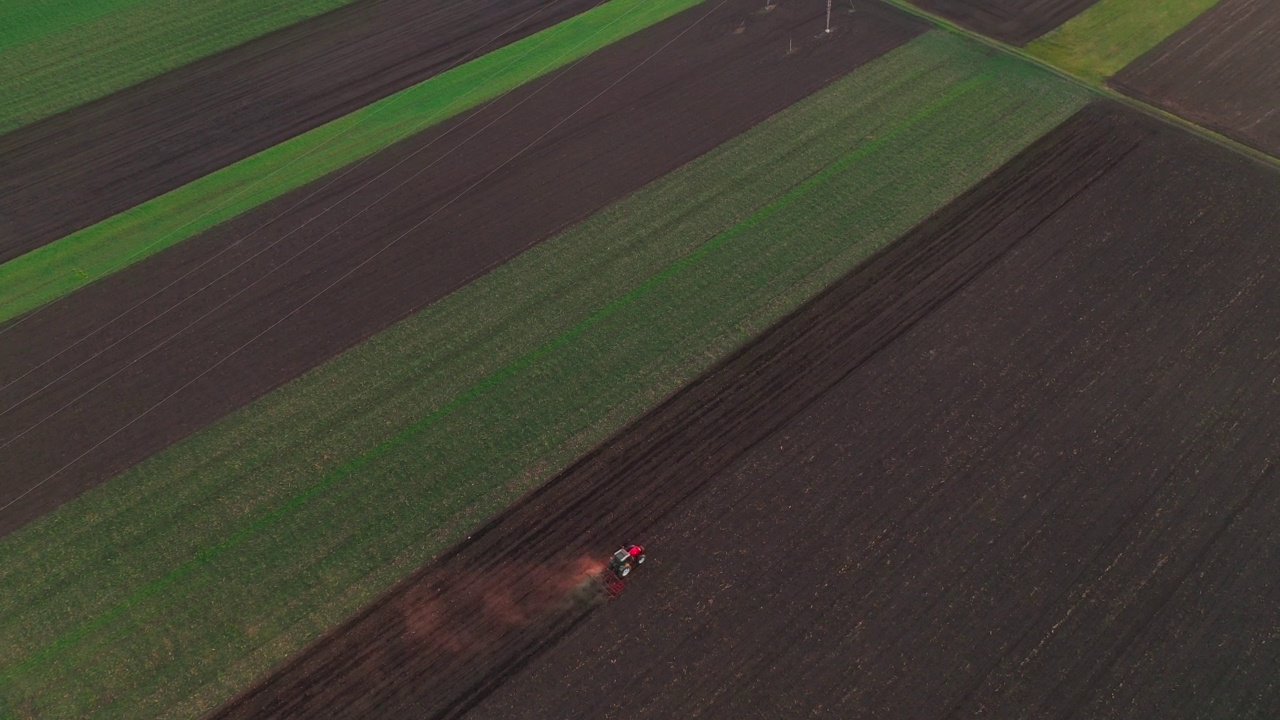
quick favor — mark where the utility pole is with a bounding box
[825,0,833,33]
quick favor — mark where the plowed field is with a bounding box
[1112,0,1280,159]
[0,0,604,260]
[220,102,1280,718]
[909,0,1097,44]
[0,0,922,532]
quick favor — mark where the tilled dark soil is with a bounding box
[474,102,1280,718]
[909,0,1097,44]
[215,103,1280,718]
[0,0,923,534]
[0,0,607,262]
[1112,0,1280,160]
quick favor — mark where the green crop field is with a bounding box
[1026,0,1223,82]
[0,33,1088,719]
[0,0,703,326]
[0,0,360,134]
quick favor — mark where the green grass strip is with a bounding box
[0,0,702,325]
[1026,0,1223,83]
[0,33,1088,719]
[0,0,359,133]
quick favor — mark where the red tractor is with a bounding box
[600,544,646,599]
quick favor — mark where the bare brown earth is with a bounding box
[0,0,923,534]
[214,103,1280,719]
[0,0,606,262]
[1112,0,1280,160]
[909,0,1097,44]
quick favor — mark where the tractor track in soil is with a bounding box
[0,0,607,262]
[216,103,1280,718]
[0,0,923,534]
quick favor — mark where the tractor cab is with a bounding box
[608,544,645,577]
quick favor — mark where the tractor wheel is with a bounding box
[619,565,631,577]
[636,555,646,564]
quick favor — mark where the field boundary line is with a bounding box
[877,0,1280,173]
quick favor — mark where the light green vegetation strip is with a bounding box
[0,0,703,325]
[0,33,1089,720]
[1026,0,1223,83]
[0,0,358,134]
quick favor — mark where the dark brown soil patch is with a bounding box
[0,0,923,534]
[1112,0,1280,160]
[909,0,1098,45]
